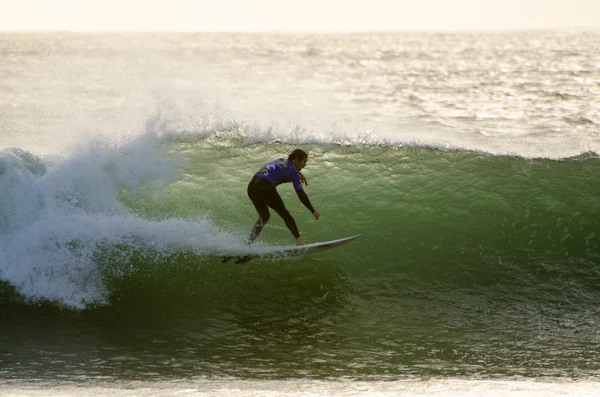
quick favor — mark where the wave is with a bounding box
[1,117,599,310]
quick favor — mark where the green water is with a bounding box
[1,139,600,380]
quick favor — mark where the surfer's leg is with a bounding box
[225,210,266,263]
[248,184,271,244]
[249,214,268,243]
[266,190,301,239]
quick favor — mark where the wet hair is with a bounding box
[288,149,308,161]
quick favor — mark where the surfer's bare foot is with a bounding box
[296,237,304,246]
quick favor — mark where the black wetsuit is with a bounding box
[247,158,315,239]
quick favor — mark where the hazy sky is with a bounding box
[1,0,599,32]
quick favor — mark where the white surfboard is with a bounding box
[263,234,360,257]
[223,234,360,263]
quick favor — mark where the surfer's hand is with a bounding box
[313,210,320,220]
[299,172,307,186]
[296,237,304,246]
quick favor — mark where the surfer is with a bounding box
[246,149,320,246]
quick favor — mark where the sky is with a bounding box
[0,0,599,32]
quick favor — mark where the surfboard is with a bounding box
[223,234,360,264]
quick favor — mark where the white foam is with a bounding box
[1,379,598,397]
[0,128,249,308]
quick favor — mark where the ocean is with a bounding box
[1,31,599,396]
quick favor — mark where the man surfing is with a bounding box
[248,148,320,245]
[225,149,320,263]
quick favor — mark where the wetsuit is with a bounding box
[247,158,315,240]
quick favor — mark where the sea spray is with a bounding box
[0,129,249,308]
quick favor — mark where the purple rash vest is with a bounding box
[254,158,304,191]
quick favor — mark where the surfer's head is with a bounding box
[289,149,308,171]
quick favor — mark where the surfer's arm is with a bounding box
[295,189,316,214]
[298,171,307,186]
[292,170,317,216]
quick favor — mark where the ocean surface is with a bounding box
[1,31,600,396]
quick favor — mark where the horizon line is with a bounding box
[1,27,599,35]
